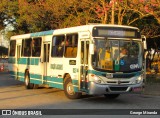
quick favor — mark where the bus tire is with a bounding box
[25,72,34,89]
[104,94,120,99]
[64,78,82,99]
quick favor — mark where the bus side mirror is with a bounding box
[141,35,147,50]
[89,44,94,55]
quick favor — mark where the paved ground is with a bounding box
[0,72,160,118]
[144,84,160,96]
[143,74,160,96]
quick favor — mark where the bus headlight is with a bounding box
[135,75,143,84]
[136,75,143,84]
[131,75,143,84]
[93,75,105,84]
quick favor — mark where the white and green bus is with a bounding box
[8,24,146,99]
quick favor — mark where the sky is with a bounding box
[0,24,14,48]
[0,33,9,48]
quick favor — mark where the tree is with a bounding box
[0,0,160,38]
[0,0,17,31]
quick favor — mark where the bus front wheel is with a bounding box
[64,78,81,99]
[25,72,34,89]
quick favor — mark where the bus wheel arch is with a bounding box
[63,74,81,99]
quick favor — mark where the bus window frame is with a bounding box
[31,37,42,57]
[64,33,78,58]
[21,37,42,57]
[51,35,65,57]
[9,40,16,57]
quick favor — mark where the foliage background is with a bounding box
[0,0,160,58]
[0,0,160,37]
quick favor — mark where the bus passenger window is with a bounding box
[81,41,84,64]
[9,40,16,56]
[65,34,78,58]
[22,38,32,57]
[51,35,65,57]
[32,37,42,57]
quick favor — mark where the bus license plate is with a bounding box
[132,87,142,92]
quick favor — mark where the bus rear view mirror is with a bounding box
[141,35,147,50]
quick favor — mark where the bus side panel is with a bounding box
[29,73,42,85]
[26,57,42,85]
[48,58,64,90]
[63,58,79,92]
[8,57,16,79]
[47,76,64,89]
[13,57,43,84]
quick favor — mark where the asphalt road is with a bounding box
[0,72,160,118]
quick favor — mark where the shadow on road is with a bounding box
[0,72,24,87]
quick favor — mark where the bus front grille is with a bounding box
[106,81,130,84]
[109,87,128,91]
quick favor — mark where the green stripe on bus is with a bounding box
[48,77,63,83]
[30,73,42,80]
[88,70,102,76]
[8,58,16,64]
[9,71,16,76]
[43,76,63,83]
[18,58,40,65]
[9,71,16,79]
[49,83,63,89]
[30,79,42,85]
[73,86,79,92]
[17,72,24,77]
[72,79,78,85]
[19,77,24,81]
[9,71,79,92]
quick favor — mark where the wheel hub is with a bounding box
[25,75,29,86]
[67,82,75,95]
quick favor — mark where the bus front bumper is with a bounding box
[88,82,144,95]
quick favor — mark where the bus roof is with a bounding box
[10,24,139,40]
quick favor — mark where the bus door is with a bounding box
[80,40,89,90]
[16,44,21,80]
[42,43,50,84]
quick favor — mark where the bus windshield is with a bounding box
[92,38,143,72]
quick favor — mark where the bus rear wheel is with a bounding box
[25,72,34,89]
[104,94,120,99]
[64,78,82,99]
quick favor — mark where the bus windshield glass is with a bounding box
[92,38,143,72]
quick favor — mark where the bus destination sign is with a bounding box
[92,27,141,38]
